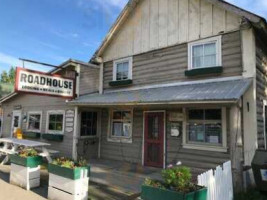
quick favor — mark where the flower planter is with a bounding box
[42,133,64,142]
[48,164,90,200]
[10,155,42,190]
[23,132,41,139]
[141,185,207,200]
[10,154,42,168]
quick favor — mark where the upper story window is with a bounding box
[27,111,42,132]
[188,36,222,69]
[113,57,133,81]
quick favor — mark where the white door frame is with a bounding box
[142,110,166,169]
[11,110,22,137]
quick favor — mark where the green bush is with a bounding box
[162,167,192,192]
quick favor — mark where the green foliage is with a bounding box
[235,189,267,200]
[144,178,166,189]
[18,148,38,158]
[52,157,88,169]
[0,66,15,84]
[162,166,192,192]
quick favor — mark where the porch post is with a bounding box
[72,106,78,161]
[229,103,244,191]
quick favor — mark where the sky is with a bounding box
[0,0,267,73]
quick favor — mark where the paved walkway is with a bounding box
[0,159,161,200]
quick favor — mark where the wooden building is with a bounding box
[1,0,267,190]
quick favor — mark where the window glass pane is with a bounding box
[187,109,222,144]
[122,111,131,121]
[205,109,221,120]
[112,122,123,136]
[188,123,205,142]
[193,45,203,57]
[113,111,122,120]
[14,116,19,127]
[116,62,129,80]
[205,123,222,144]
[204,43,216,55]
[80,112,97,136]
[49,114,63,132]
[188,110,204,120]
[203,55,216,67]
[123,123,131,137]
[29,114,40,130]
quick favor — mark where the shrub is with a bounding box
[161,167,192,192]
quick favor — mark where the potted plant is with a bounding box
[141,166,207,200]
[48,157,90,200]
[10,148,42,190]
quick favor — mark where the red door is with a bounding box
[144,112,164,168]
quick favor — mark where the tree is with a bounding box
[0,70,9,83]
[8,66,15,84]
[0,66,15,83]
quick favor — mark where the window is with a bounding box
[187,109,222,145]
[113,57,132,81]
[188,36,221,69]
[46,111,65,134]
[264,102,267,149]
[111,110,132,138]
[27,111,42,132]
[80,112,97,137]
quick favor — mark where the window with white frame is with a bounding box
[113,57,132,81]
[46,111,65,134]
[27,111,42,132]
[110,110,132,138]
[187,109,222,145]
[188,36,221,69]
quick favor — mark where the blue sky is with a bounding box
[0,0,266,73]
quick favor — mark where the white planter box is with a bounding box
[48,173,89,200]
[10,163,40,190]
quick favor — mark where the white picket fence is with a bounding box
[197,161,233,200]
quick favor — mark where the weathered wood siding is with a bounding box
[256,36,267,149]
[102,0,241,62]
[1,94,74,157]
[99,108,230,169]
[79,65,99,95]
[100,108,143,163]
[103,31,242,90]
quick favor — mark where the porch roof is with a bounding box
[70,78,252,106]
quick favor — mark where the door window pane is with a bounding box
[148,116,159,139]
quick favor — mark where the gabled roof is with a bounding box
[91,0,267,62]
[69,78,252,106]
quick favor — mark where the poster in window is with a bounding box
[261,169,267,181]
[123,123,131,137]
[209,136,219,144]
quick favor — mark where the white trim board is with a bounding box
[104,76,244,94]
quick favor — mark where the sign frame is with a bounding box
[15,67,76,99]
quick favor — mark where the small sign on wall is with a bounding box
[169,112,184,122]
[65,109,75,133]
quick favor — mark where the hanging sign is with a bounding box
[15,67,75,98]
